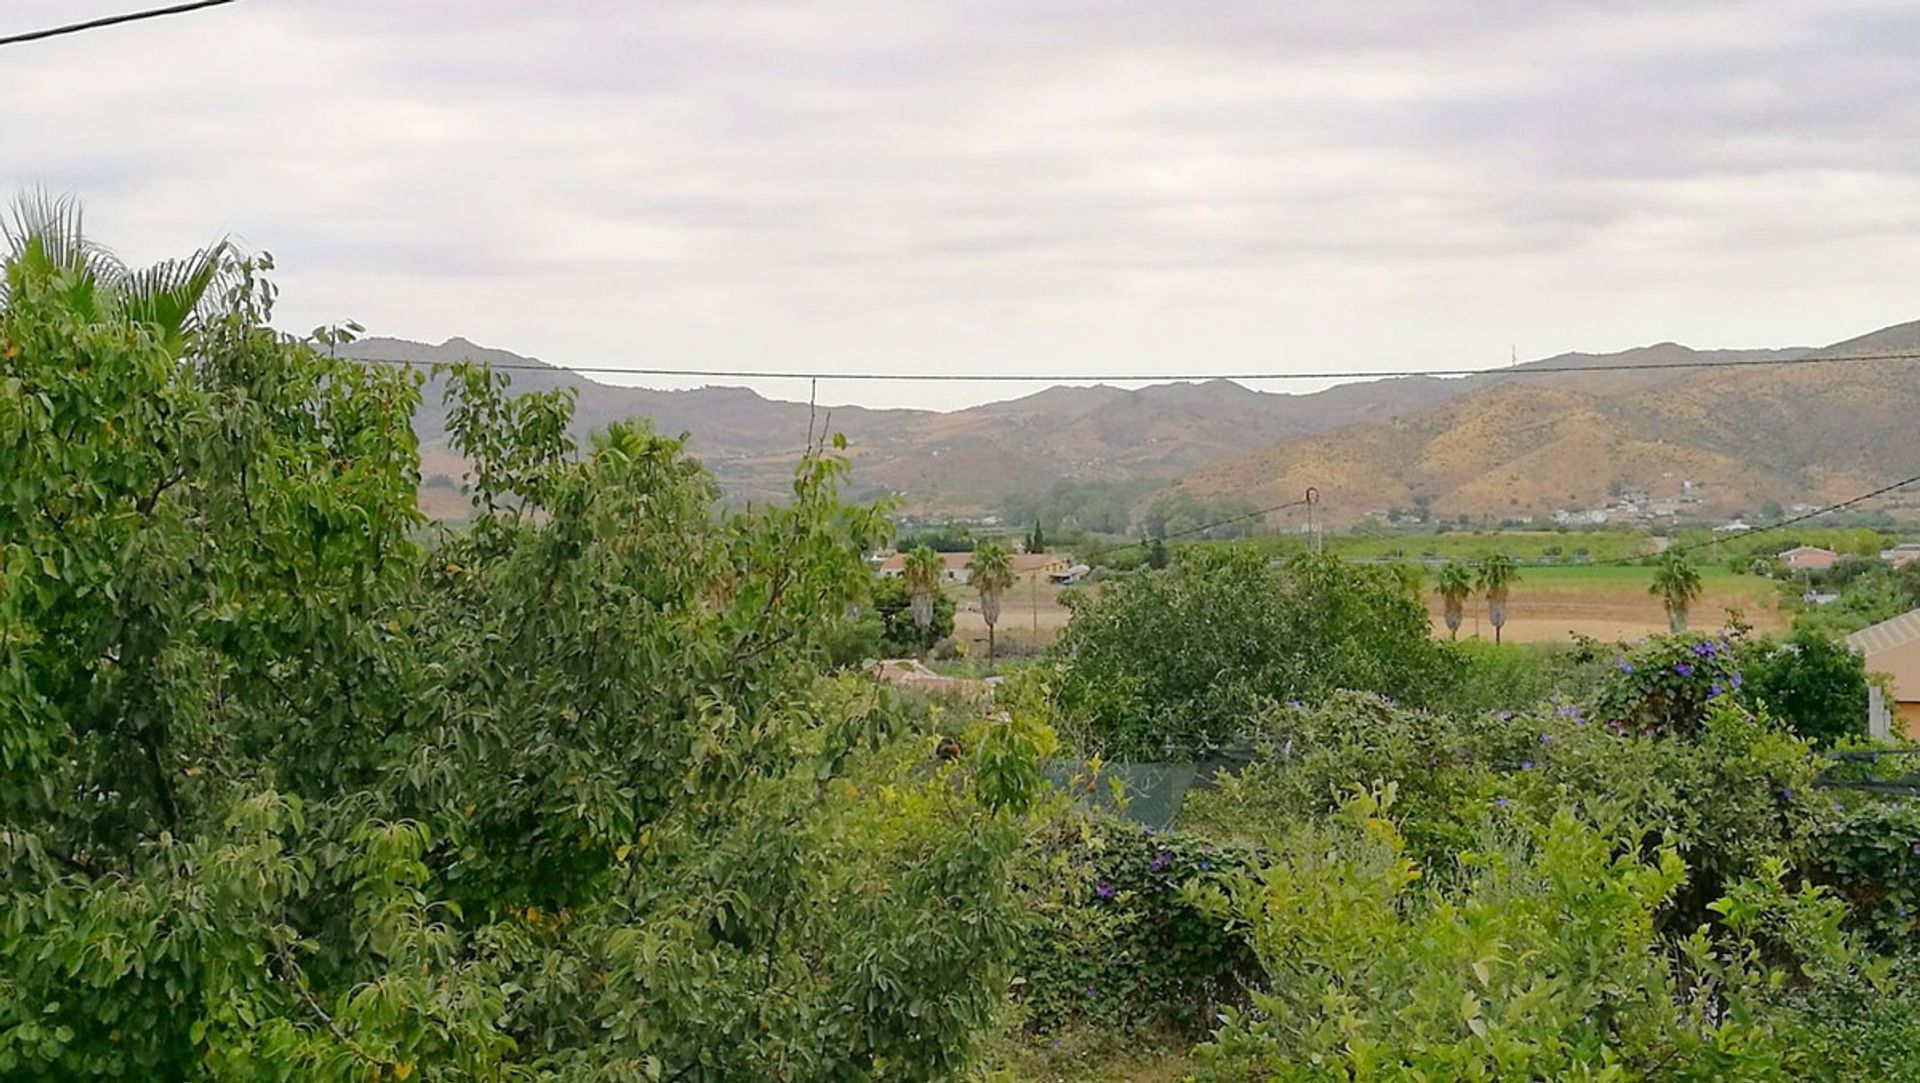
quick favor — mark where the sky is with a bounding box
[5,0,1920,410]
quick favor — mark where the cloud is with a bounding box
[3,0,1919,408]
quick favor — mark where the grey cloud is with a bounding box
[3,0,1919,409]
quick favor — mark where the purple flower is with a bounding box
[1198,860,1210,871]
[1494,797,1509,809]
[1674,662,1694,678]
[1540,732,1554,745]
[1709,683,1724,697]
[1150,852,1171,872]
[1287,700,1303,709]
[1617,658,1635,674]
[1085,984,1100,998]
[1497,710,1514,721]
[1520,760,1534,771]
[1910,842,1920,857]
[1731,672,1743,690]
[1555,705,1580,718]
[1692,640,1719,658]
[1094,881,1115,900]
[1778,787,1795,801]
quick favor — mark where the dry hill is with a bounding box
[1177,322,1920,524]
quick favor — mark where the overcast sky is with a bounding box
[6,1,1920,409]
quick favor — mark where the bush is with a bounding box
[1814,800,1920,947]
[1183,693,1829,925]
[1740,629,1870,747]
[1591,632,1746,735]
[1190,786,1866,1081]
[1008,811,1261,1036]
[1049,552,1450,758]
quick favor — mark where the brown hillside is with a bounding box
[1178,322,1920,524]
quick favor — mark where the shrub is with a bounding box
[1008,811,1261,1035]
[1183,693,1828,925]
[1813,800,1920,947]
[1190,786,1867,1081]
[1049,551,1450,758]
[1740,629,1870,747]
[1590,632,1746,735]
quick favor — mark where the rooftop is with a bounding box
[1847,608,1920,655]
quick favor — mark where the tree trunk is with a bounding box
[1489,598,1506,645]
[981,591,1002,660]
[1444,606,1461,641]
[1669,605,1686,633]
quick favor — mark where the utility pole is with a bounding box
[1305,487,1322,554]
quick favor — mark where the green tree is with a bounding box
[1028,518,1047,554]
[1146,537,1170,569]
[1050,552,1450,757]
[0,211,1049,1080]
[1742,629,1870,747]
[3,191,232,357]
[1651,550,1706,632]
[1435,561,1475,641]
[903,544,944,634]
[1477,553,1520,644]
[970,539,1015,660]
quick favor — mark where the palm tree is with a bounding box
[903,546,944,633]
[969,540,1015,660]
[1650,551,1704,632]
[1435,561,1475,641]
[1478,553,1520,645]
[3,192,232,356]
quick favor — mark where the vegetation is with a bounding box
[971,540,1015,660]
[0,216,1053,1080]
[1048,551,1450,758]
[1477,553,1520,644]
[1652,550,1706,631]
[904,544,945,632]
[1741,629,1871,747]
[12,206,1920,1080]
[1434,561,1474,640]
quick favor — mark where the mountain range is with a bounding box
[339,319,1920,525]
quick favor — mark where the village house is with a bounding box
[1778,545,1839,572]
[1848,609,1920,739]
[1880,543,1920,569]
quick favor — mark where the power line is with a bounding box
[0,0,241,48]
[339,348,1920,386]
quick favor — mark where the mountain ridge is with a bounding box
[338,324,1919,523]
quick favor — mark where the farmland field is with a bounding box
[1426,565,1786,643]
[949,564,1787,653]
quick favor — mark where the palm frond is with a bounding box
[121,240,235,352]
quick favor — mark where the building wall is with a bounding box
[1861,637,1920,740]
[1898,700,1920,741]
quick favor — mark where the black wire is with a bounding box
[0,0,241,47]
[341,347,1920,385]
[1596,470,1920,567]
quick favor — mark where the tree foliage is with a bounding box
[1434,561,1474,640]
[1651,551,1706,632]
[0,217,1048,1080]
[1476,553,1520,644]
[970,540,1015,658]
[1048,552,1451,758]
